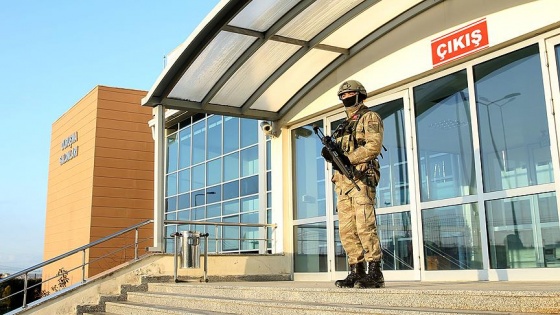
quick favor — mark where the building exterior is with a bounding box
[141,0,560,282]
[43,86,154,287]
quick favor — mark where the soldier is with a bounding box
[322,80,384,288]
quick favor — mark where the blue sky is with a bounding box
[0,0,220,274]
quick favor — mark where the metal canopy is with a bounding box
[142,0,443,125]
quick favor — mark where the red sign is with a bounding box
[431,19,489,67]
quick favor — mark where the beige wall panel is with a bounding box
[90,207,153,219]
[94,137,153,152]
[95,128,151,142]
[45,86,153,288]
[93,177,153,190]
[93,167,153,180]
[94,146,154,162]
[91,196,153,209]
[93,156,153,171]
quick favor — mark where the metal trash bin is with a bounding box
[180,231,201,269]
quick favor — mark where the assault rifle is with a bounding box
[312,125,360,192]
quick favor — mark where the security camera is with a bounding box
[260,121,277,137]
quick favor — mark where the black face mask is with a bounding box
[342,94,359,107]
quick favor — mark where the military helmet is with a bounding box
[337,80,367,99]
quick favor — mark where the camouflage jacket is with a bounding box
[332,103,384,194]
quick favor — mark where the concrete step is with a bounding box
[124,291,509,315]
[145,282,560,314]
[104,300,234,315]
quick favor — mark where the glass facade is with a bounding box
[164,114,268,253]
[290,42,560,275]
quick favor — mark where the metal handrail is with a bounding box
[0,219,153,310]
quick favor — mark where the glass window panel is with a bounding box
[165,196,177,212]
[293,121,326,219]
[192,164,205,190]
[223,180,240,200]
[240,175,258,196]
[166,173,177,197]
[368,99,409,208]
[192,189,206,207]
[267,192,271,208]
[178,193,190,210]
[192,119,206,164]
[167,133,178,172]
[333,220,346,271]
[207,186,221,203]
[241,212,259,251]
[486,192,560,269]
[266,171,271,191]
[378,212,414,271]
[294,222,327,272]
[193,206,205,220]
[414,70,476,201]
[266,140,271,170]
[223,200,240,215]
[207,115,222,159]
[224,117,239,154]
[224,152,239,181]
[241,195,258,213]
[165,211,177,220]
[178,169,190,194]
[422,204,483,270]
[207,158,222,186]
[240,118,258,147]
[240,146,258,176]
[474,44,552,192]
[178,209,191,221]
[207,204,221,218]
[223,215,240,251]
[179,126,191,169]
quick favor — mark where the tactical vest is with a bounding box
[333,106,381,186]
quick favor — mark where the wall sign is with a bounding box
[60,131,79,165]
[431,18,489,67]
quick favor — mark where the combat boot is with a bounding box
[335,262,366,288]
[355,261,385,288]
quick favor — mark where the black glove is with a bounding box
[321,146,333,163]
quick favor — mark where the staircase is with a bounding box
[82,281,560,315]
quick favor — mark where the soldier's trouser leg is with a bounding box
[355,186,381,262]
[338,185,381,265]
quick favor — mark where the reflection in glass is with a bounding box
[178,169,190,193]
[224,152,239,181]
[178,193,189,210]
[294,222,327,272]
[207,158,222,185]
[223,215,240,251]
[293,121,325,219]
[223,117,239,154]
[241,146,258,177]
[192,120,206,164]
[379,212,413,270]
[166,173,177,196]
[192,164,205,190]
[179,127,191,169]
[223,180,239,200]
[207,115,222,159]
[240,118,258,148]
[414,70,476,201]
[486,192,560,269]
[368,99,409,208]
[422,204,482,270]
[241,175,258,196]
[475,44,552,192]
[167,133,178,172]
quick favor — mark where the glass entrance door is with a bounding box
[328,90,420,281]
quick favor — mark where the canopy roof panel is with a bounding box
[142,0,442,125]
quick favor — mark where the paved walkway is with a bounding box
[199,280,560,292]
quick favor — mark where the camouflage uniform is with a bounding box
[332,103,384,265]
